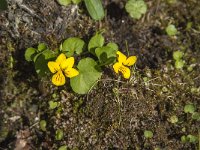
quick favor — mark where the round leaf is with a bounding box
[175,60,184,69]
[192,112,200,121]
[62,37,85,57]
[40,120,47,131]
[37,43,47,52]
[144,130,153,138]
[107,42,118,51]
[125,0,147,19]
[166,24,178,36]
[88,33,104,55]
[95,46,116,65]
[187,135,198,143]
[49,101,58,109]
[25,47,36,62]
[184,104,196,114]
[70,58,102,94]
[173,51,183,61]
[55,129,64,140]
[169,115,178,124]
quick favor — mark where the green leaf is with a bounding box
[42,49,57,60]
[88,33,104,55]
[58,145,67,150]
[33,49,56,63]
[181,135,187,143]
[84,0,105,21]
[95,46,117,65]
[144,130,153,138]
[0,0,8,11]
[34,55,49,77]
[62,37,85,57]
[49,101,58,109]
[173,51,183,61]
[192,112,200,121]
[34,50,56,77]
[37,43,47,52]
[166,24,178,36]
[175,60,184,69]
[55,129,64,140]
[187,135,198,143]
[169,115,178,124]
[184,104,196,114]
[72,0,82,4]
[107,42,118,51]
[57,0,71,6]
[25,48,37,62]
[70,58,102,94]
[40,120,47,131]
[125,0,147,19]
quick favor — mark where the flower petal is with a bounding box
[123,56,137,66]
[119,65,131,79]
[113,62,121,74]
[60,57,74,70]
[56,53,67,65]
[52,71,65,86]
[64,68,79,78]
[48,61,60,73]
[116,51,127,63]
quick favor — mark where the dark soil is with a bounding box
[0,0,200,149]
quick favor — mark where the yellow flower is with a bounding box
[113,51,137,79]
[48,53,79,86]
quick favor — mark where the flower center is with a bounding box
[119,66,126,74]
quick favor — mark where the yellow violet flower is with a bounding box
[48,53,79,86]
[113,51,137,79]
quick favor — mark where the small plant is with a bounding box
[183,103,200,121]
[172,50,185,69]
[191,112,200,121]
[169,115,178,124]
[166,24,178,36]
[40,120,47,131]
[55,129,64,140]
[184,104,196,114]
[49,101,59,109]
[144,130,153,138]
[181,135,198,143]
[25,32,137,94]
[173,51,183,60]
[25,43,57,77]
[125,0,147,19]
[57,0,105,21]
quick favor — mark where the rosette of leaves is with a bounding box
[88,32,118,65]
[125,0,147,19]
[173,50,185,69]
[25,43,57,77]
[166,24,178,36]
